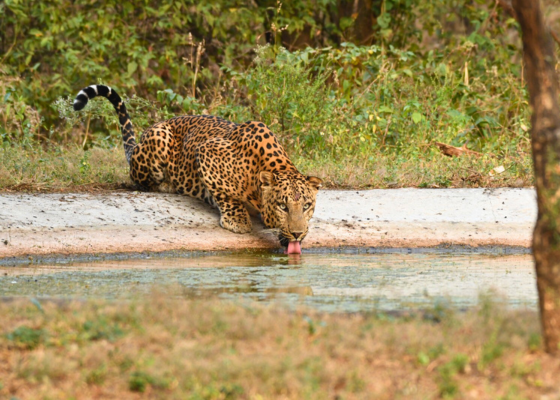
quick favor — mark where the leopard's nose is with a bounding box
[292,231,303,239]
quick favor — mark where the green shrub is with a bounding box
[6,326,47,350]
[239,46,340,157]
[231,41,532,162]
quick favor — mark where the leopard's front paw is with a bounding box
[220,214,252,234]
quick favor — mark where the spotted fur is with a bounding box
[73,84,322,247]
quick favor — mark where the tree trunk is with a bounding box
[353,0,376,45]
[513,0,560,354]
[333,0,377,45]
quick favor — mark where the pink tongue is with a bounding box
[287,241,302,255]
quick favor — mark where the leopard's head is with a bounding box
[259,170,322,254]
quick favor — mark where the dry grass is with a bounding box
[0,295,558,399]
[0,145,130,193]
[298,150,533,189]
[0,144,533,193]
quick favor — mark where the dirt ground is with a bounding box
[0,188,536,258]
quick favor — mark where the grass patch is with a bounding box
[0,144,129,192]
[5,326,47,350]
[0,297,557,399]
[0,141,532,192]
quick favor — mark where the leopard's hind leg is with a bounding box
[129,123,174,192]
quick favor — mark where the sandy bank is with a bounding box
[0,188,536,258]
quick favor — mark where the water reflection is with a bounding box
[286,254,302,266]
[0,252,536,313]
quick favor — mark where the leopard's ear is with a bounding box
[260,171,276,187]
[307,176,323,190]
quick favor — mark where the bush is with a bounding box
[0,0,553,189]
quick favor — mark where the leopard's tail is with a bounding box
[73,84,136,164]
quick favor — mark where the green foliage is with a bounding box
[6,326,47,350]
[0,0,535,128]
[476,293,508,369]
[157,89,204,115]
[227,39,531,165]
[81,318,126,342]
[129,370,172,393]
[56,91,175,148]
[0,0,550,189]
[437,354,469,398]
[0,69,41,144]
[417,343,446,366]
[527,332,541,352]
[86,364,108,386]
[239,46,339,157]
[79,151,91,175]
[1,0,271,126]
[129,371,152,392]
[479,330,505,368]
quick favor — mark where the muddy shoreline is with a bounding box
[0,188,536,259]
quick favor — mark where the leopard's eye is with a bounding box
[303,203,311,210]
[279,203,287,211]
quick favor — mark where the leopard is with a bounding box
[73,84,322,254]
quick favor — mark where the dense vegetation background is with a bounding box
[1,0,559,190]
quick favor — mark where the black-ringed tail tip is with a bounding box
[72,84,135,164]
[73,85,114,111]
